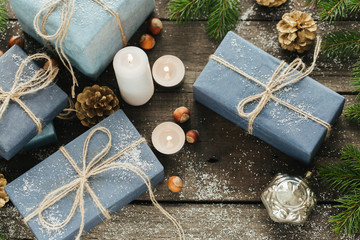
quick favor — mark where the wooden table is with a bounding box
[1,1,360,239]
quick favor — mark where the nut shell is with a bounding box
[173,106,190,123]
[8,36,25,49]
[140,34,155,50]
[168,176,183,192]
[0,50,3,57]
[186,130,199,143]
[149,18,163,35]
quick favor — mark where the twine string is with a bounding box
[24,127,185,240]
[0,53,59,134]
[209,37,331,138]
[34,0,127,98]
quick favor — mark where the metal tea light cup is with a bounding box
[261,171,316,224]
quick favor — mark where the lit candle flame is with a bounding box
[164,66,170,80]
[164,66,170,73]
[166,135,174,148]
[128,54,133,64]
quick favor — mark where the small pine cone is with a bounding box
[75,85,120,127]
[0,174,9,208]
[277,11,317,53]
[257,0,287,7]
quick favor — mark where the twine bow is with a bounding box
[24,127,185,240]
[34,0,128,98]
[210,37,331,138]
[0,53,59,134]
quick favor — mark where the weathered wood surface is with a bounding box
[0,0,359,239]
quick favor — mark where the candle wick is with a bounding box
[128,54,133,64]
[164,66,171,80]
[166,135,174,148]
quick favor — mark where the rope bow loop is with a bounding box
[24,127,185,240]
[0,53,59,133]
[33,0,127,97]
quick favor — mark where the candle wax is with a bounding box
[152,122,185,155]
[152,55,185,87]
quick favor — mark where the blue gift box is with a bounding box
[0,45,67,160]
[23,122,58,151]
[9,0,155,79]
[5,110,164,240]
[193,31,345,164]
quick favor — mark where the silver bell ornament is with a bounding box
[261,171,316,224]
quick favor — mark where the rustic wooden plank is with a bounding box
[0,203,358,239]
[1,21,357,94]
[1,94,358,203]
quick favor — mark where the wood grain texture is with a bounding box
[1,1,360,239]
[1,203,359,240]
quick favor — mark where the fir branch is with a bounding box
[206,0,241,41]
[352,59,360,92]
[322,30,360,58]
[0,233,5,240]
[167,0,241,41]
[167,0,208,24]
[0,0,8,32]
[329,192,360,235]
[318,145,360,235]
[345,103,360,122]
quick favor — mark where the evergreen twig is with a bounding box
[345,103,360,122]
[352,59,360,93]
[167,0,241,41]
[306,0,360,21]
[322,30,360,58]
[0,0,8,32]
[318,145,360,235]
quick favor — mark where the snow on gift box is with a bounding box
[193,31,345,164]
[0,45,67,160]
[5,110,185,240]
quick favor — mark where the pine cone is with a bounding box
[0,174,9,208]
[256,0,287,7]
[75,85,120,127]
[277,11,317,53]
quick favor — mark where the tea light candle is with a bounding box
[152,55,185,87]
[113,46,154,106]
[151,122,185,154]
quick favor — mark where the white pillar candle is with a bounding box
[152,55,185,87]
[113,46,154,106]
[151,122,185,154]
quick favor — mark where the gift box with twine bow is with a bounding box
[193,31,345,164]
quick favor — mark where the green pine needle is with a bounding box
[167,0,209,24]
[352,59,360,93]
[322,30,360,58]
[0,0,7,32]
[318,145,360,235]
[167,0,241,41]
[329,192,360,235]
[345,103,360,122]
[206,0,241,42]
[0,233,5,240]
[318,0,348,21]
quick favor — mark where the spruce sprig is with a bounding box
[345,103,360,121]
[322,30,360,58]
[167,0,241,41]
[352,59,360,93]
[318,145,360,235]
[0,0,8,32]
[309,0,360,21]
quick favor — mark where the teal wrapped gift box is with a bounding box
[193,31,345,164]
[9,0,155,79]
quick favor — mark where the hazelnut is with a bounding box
[149,18,163,35]
[0,50,3,57]
[173,106,190,123]
[168,176,183,192]
[139,34,155,50]
[8,35,25,49]
[44,59,59,70]
[186,130,199,143]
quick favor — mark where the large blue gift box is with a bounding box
[193,31,345,164]
[0,45,67,160]
[5,110,164,240]
[9,0,155,79]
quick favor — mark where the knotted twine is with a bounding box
[210,38,332,138]
[33,0,128,98]
[24,127,185,240]
[0,53,59,134]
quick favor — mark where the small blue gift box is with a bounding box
[193,31,345,164]
[23,122,58,151]
[9,0,155,79]
[5,110,164,240]
[0,45,67,160]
